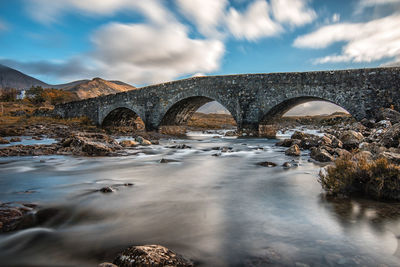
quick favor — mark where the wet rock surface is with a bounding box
[0,137,10,144]
[256,161,278,167]
[274,110,400,163]
[0,202,38,233]
[113,245,193,267]
[285,144,300,156]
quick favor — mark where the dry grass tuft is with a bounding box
[319,153,400,200]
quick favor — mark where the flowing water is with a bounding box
[0,132,399,266]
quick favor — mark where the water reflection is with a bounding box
[319,194,400,257]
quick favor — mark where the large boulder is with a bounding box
[310,147,335,162]
[380,123,400,148]
[285,144,300,156]
[60,132,120,156]
[377,108,400,124]
[340,130,364,149]
[113,245,193,267]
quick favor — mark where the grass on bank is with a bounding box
[319,154,400,201]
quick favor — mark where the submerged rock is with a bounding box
[9,137,21,142]
[256,161,277,167]
[160,158,180,163]
[0,203,37,232]
[99,187,114,193]
[168,144,191,149]
[282,162,292,168]
[113,244,193,267]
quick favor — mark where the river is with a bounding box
[0,131,399,266]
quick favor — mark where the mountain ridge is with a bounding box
[0,64,136,99]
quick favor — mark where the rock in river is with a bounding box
[0,137,10,144]
[256,161,277,167]
[113,244,193,267]
[310,147,334,162]
[119,140,139,147]
[285,144,300,156]
[135,136,152,146]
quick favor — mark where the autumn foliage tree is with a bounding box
[0,88,18,102]
[26,86,78,105]
[41,88,79,105]
[26,86,45,105]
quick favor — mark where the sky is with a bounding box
[0,0,399,115]
[0,0,399,87]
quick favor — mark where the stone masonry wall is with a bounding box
[53,67,400,131]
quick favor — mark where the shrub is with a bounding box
[0,88,18,102]
[26,86,45,105]
[319,153,400,200]
[41,88,79,105]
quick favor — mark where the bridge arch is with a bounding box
[259,96,352,124]
[100,106,145,130]
[158,95,239,127]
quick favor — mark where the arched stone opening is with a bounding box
[102,107,145,131]
[260,97,351,124]
[259,97,353,138]
[159,96,237,134]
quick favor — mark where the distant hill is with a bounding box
[0,64,49,89]
[0,64,136,99]
[63,77,136,99]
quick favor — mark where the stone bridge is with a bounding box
[53,67,400,133]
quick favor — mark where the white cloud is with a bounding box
[294,14,400,64]
[332,13,340,23]
[21,0,226,85]
[356,0,400,13]
[226,0,282,40]
[270,0,316,26]
[91,22,224,84]
[26,0,172,25]
[176,0,228,38]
